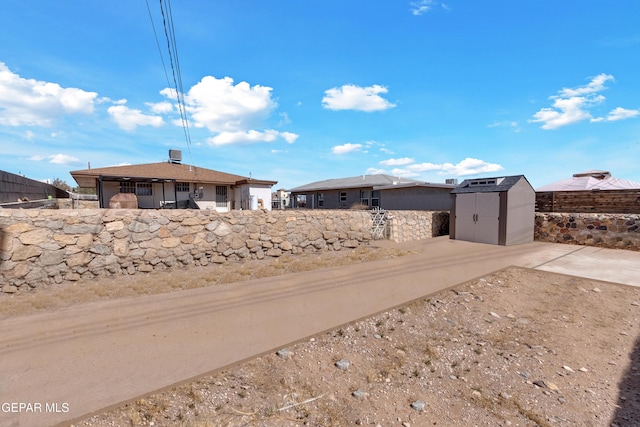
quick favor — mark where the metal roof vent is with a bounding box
[169,149,182,164]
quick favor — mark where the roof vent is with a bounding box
[169,149,182,164]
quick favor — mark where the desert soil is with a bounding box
[5,245,640,427]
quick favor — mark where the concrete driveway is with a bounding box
[0,237,638,426]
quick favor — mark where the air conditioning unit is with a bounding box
[446,179,458,185]
[169,149,182,164]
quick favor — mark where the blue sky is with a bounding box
[0,1,639,191]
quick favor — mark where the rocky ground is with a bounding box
[74,258,640,426]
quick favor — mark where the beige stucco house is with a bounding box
[70,152,276,211]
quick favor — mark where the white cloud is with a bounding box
[146,101,173,114]
[390,168,420,178]
[208,129,298,146]
[0,62,97,126]
[380,157,415,166]
[530,74,638,130]
[48,153,79,165]
[280,131,299,144]
[28,153,79,165]
[593,107,640,122]
[107,104,164,131]
[365,167,387,175]
[322,84,396,112]
[179,76,276,133]
[488,120,522,132]
[559,74,613,97]
[410,0,436,15]
[530,96,598,129]
[332,143,363,154]
[407,157,503,176]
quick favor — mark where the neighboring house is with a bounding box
[69,151,277,211]
[536,170,640,191]
[535,170,640,213]
[289,174,455,210]
[271,189,290,209]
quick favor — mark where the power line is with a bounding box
[148,0,192,152]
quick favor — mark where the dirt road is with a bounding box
[0,238,633,426]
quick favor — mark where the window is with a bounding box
[119,181,135,194]
[339,192,347,202]
[136,183,152,196]
[176,182,190,192]
[372,190,380,207]
[317,193,324,207]
[360,190,370,207]
[216,185,228,208]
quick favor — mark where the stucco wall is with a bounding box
[0,209,374,292]
[380,188,453,211]
[535,212,640,250]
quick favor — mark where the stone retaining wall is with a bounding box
[3,208,636,293]
[0,209,374,292]
[386,210,449,243]
[535,212,640,251]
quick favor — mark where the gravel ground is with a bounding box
[75,264,640,427]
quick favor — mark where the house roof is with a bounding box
[536,170,640,191]
[70,162,277,188]
[451,175,531,194]
[289,174,453,192]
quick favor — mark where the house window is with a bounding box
[360,190,370,207]
[119,181,135,194]
[372,190,380,207]
[136,183,152,196]
[216,185,227,208]
[176,182,190,192]
[317,193,324,207]
[339,192,347,202]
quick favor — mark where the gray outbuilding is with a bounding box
[450,175,535,245]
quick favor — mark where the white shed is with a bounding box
[450,175,535,246]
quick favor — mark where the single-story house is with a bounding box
[536,170,640,191]
[289,174,455,210]
[535,170,640,213]
[70,151,277,211]
[271,189,290,210]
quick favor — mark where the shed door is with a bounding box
[474,193,500,245]
[454,192,500,244]
[454,193,477,243]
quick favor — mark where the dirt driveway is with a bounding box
[1,238,639,426]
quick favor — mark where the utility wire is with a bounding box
[145,0,172,92]
[153,0,192,153]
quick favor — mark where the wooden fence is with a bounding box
[0,170,68,204]
[536,190,640,213]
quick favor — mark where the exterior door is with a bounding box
[474,193,500,244]
[455,192,500,244]
[454,193,477,243]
